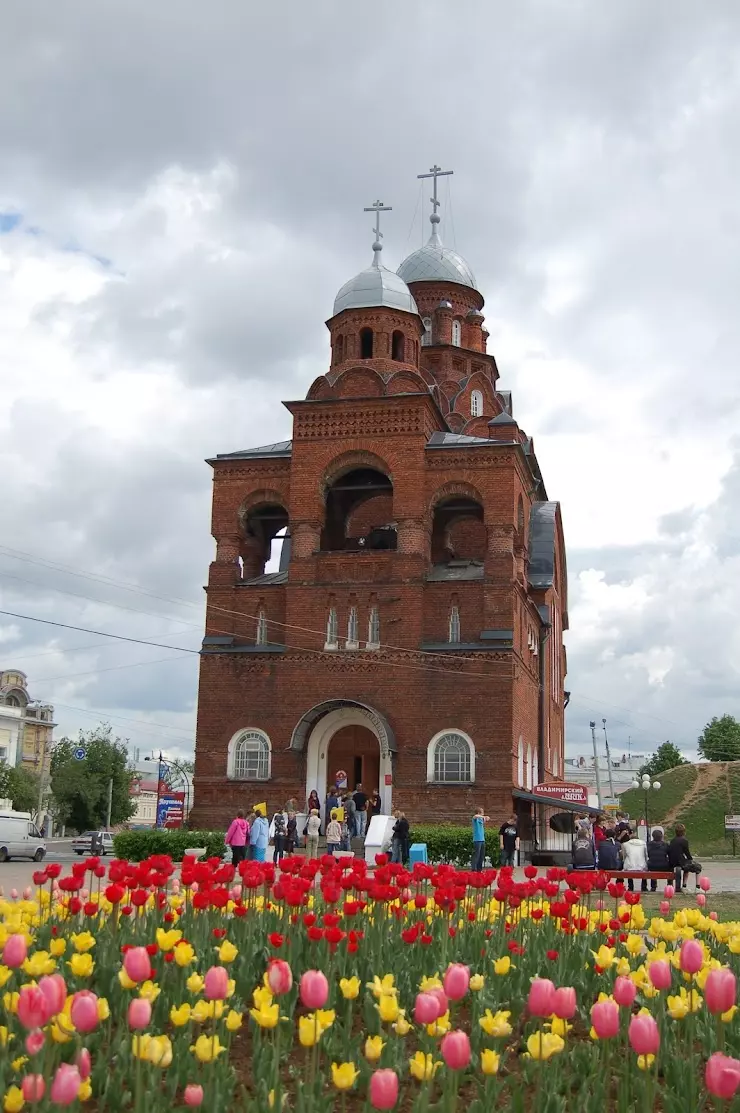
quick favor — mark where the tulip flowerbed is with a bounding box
[1,856,740,1112]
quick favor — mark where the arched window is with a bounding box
[335,335,344,365]
[517,495,524,533]
[451,319,462,347]
[325,607,338,650]
[448,605,461,644]
[517,736,524,787]
[255,609,267,646]
[228,729,271,781]
[367,606,380,649]
[346,606,359,649]
[527,744,535,790]
[421,317,432,347]
[427,730,475,783]
[391,331,404,362]
[470,390,483,418]
[360,328,373,358]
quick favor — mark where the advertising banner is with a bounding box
[533,782,589,806]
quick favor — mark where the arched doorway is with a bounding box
[327,724,380,798]
[295,701,394,814]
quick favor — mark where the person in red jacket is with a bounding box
[592,815,607,866]
[225,810,249,867]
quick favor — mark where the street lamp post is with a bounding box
[631,773,661,833]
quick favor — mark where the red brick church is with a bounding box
[191,167,568,829]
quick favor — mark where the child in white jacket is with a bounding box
[622,830,648,892]
[325,810,342,856]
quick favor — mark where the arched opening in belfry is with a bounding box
[334,334,344,365]
[431,495,486,565]
[320,468,396,552]
[391,331,404,362]
[360,328,373,359]
[241,503,290,579]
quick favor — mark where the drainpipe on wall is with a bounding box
[537,611,552,850]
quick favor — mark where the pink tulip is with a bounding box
[443,963,470,1001]
[171,879,181,893]
[528,978,556,1018]
[70,990,99,1033]
[21,1075,46,1103]
[25,1030,46,1056]
[10,888,18,900]
[696,892,706,907]
[659,901,670,915]
[127,998,152,1030]
[552,986,577,1020]
[680,939,704,975]
[613,976,638,1008]
[369,1069,399,1110]
[267,959,292,996]
[299,970,329,1009]
[204,965,229,1001]
[664,884,675,899]
[123,947,151,984]
[38,974,67,1017]
[440,1030,471,1070]
[710,911,719,921]
[706,1053,740,1100]
[595,899,606,911]
[705,969,737,1016]
[699,875,711,892]
[591,1000,620,1039]
[184,1085,204,1107]
[2,933,27,968]
[414,992,442,1025]
[648,961,672,991]
[76,1048,92,1082]
[628,1014,660,1057]
[23,886,32,900]
[17,986,54,1030]
[428,987,448,1017]
[50,1064,82,1106]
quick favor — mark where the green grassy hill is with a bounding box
[618,761,740,857]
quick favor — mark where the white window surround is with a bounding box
[366,606,380,649]
[421,317,433,346]
[227,728,271,781]
[451,319,462,347]
[325,607,339,650]
[470,390,483,417]
[256,609,268,646]
[427,729,475,783]
[346,606,359,650]
[517,735,524,787]
[448,605,461,644]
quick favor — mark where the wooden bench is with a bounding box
[602,869,674,889]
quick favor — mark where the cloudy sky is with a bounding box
[1,0,739,769]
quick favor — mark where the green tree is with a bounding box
[0,761,41,816]
[639,742,688,777]
[697,715,740,763]
[50,724,136,833]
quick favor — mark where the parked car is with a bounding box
[72,831,115,856]
[0,810,47,862]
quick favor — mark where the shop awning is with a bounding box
[513,789,601,816]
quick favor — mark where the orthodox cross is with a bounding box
[418,164,453,217]
[364,199,392,246]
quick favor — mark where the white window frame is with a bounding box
[470,389,483,418]
[517,736,524,787]
[346,606,359,650]
[421,317,433,347]
[325,607,339,650]
[256,609,268,646]
[451,319,462,347]
[448,605,461,644]
[227,729,271,781]
[427,729,475,784]
[366,606,380,649]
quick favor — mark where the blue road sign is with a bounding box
[73,747,86,761]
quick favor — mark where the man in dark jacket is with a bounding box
[668,823,701,891]
[596,828,622,871]
[571,820,596,870]
[646,829,671,891]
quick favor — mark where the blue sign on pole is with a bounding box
[73,747,86,761]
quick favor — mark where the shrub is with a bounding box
[113,829,226,862]
[409,824,500,868]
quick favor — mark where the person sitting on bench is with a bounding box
[622,827,648,891]
[596,827,622,871]
[668,823,702,891]
[646,828,671,891]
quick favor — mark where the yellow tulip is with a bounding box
[367,974,395,998]
[68,953,94,978]
[137,1035,173,1068]
[409,1052,441,1082]
[191,1034,227,1063]
[299,1015,322,1048]
[723,1005,738,1023]
[526,1032,565,1061]
[469,973,485,992]
[667,994,689,1020]
[591,946,616,970]
[11,1056,28,1073]
[186,973,205,995]
[226,1010,243,1032]
[316,1009,335,1031]
[253,985,274,1010]
[393,1012,411,1036]
[78,1079,93,1102]
[493,957,513,975]
[364,1035,385,1062]
[217,940,238,963]
[50,939,66,957]
[251,1002,279,1029]
[0,1026,11,1047]
[419,975,442,991]
[331,1062,359,1091]
[728,935,740,955]
[156,928,182,952]
[0,968,12,989]
[97,998,110,1022]
[132,1035,152,1061]
[479,1009,513,1039]
[426,1011,451,1038]
[3,1086,24,1113]
[377,993,400,1023]
[480,1049,500,1075]
[192,1000,223,1023]
[624,934,644,957]
[23,951,56,977]
[3,992,19,1015]
[339,976,360,1000]
[170,1003,192,1027]
[637,1054,656,1071]
[615,958,631,977]
[174,943,195,967]
[118,969,138,990]
[71,931,96,953]
[138,981,160,1003]
[548,1016,571,1038]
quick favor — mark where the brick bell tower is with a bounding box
[191,167,568,831]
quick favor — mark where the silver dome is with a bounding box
[333,253,419,317]
[397,225,477,290]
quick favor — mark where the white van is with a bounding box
[0,810,47,863]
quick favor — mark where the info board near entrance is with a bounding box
[533,781,589,806]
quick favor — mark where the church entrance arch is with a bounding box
[294,701,394,814]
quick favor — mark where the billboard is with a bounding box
[157,791,185,829]
[533,782,589,806]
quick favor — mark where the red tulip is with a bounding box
[706,1053,740,1100]
[369,1069,399,1109]
[299,970,329,1009]
[528,978,556,1018]
[648,960,672,991]
[267,959,293,996]
[613,976,637,1008]
[628,1014,659,1056]
[204,966,229,1001]
[591,1000,619,1039]
[552,986,577,1019]
[705,969,736,1016]
[123,947,151,984]
[443,964,470,1001]
[679,939,704,974]
[127,998,152,1030]
[440,1030,471,1070]
[2,933,27,968]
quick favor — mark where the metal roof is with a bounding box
[528,502,558,589]
[210,440,293,462]
[239,571,288,587]
[513,789,601,816]
[333,261,419,317]
[426,431,492,448]
[397,227,477,290]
